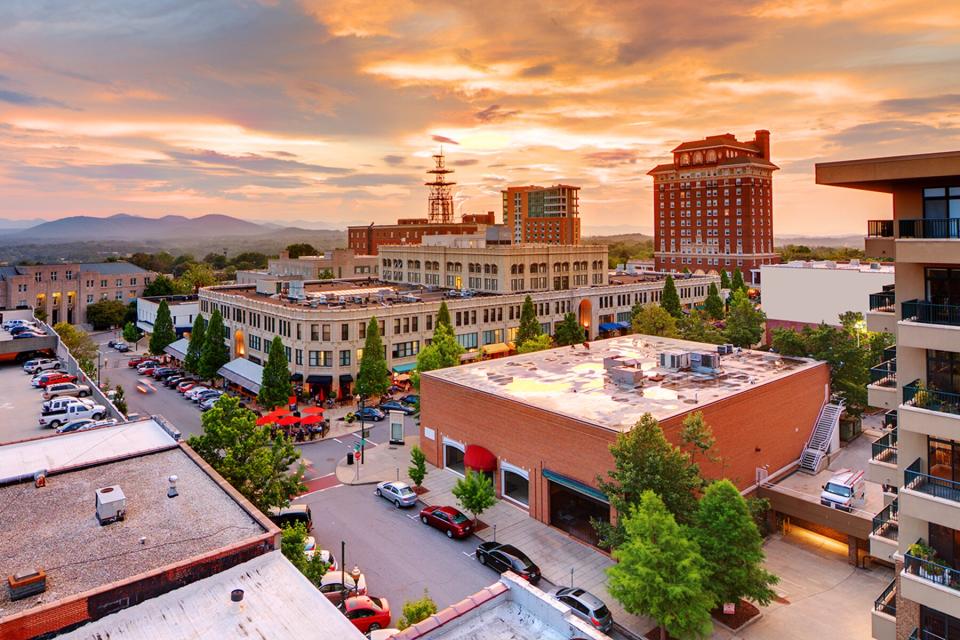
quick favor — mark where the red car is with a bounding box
[127,356,152,368]
[37,373,77,388]
[177,380,198,393]
[343,596,390,633]
[420,505,473,539]
[138,365,159,376]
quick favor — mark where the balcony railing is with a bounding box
[873,578,897,616]
[904,550,960,592]
[871,430,898,466]
[883,345,897,361]
[869,291,896,313]
[871,499,898,541]
[901,299,960,326]
[867,219,894,238]
[870,359,897,387]
[905,457,960,502]
[899,218,960,239]
[911,628,949,640]
[903,380,960,416]
[884,409,898,429]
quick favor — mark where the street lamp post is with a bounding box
[359,396,366,464]
[97,351,102,387]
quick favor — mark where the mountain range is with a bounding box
[0,213,272,242]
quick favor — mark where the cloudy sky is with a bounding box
[0,0,958,235]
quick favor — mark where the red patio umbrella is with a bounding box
[255,415,276,426]
[301,406,324,416]
[277,415,301,427]
[262,407,291,421]
[300,414,323,425]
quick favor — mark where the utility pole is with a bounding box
[360,396,366,464]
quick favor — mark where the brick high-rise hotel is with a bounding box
[649,130,778,283]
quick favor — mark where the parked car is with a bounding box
[475,542,540,584]
[42,382,92,400]
[177,380,199,393]
[194,389,221,404]
[33,372,77,388]
[303,537,338,571]
[268,504,313,530]
[153,367,178,380]
[14,330,46,339]
[185,386,210,401]
[398,394,419,406]
[43,396,92,415]
[39,401,106,428]
[374,481,417,508]
[128,356,151,368]
[355,407,386,422]
[10,325,40,336]
[552,587,613,632]
[54,417,116,434]
[377,400,416,416]
[114,343,130,352]
[342,596,390,633]
[199,394,223,411]
[137,364,159,375]
[22,358,60,374]
[320,572,368,605]
[419,505,473,539]
[165,375,190,388]
[3,319,34,331]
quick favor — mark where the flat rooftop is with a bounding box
[0,446,266,617]
[213,279,469,310]
[58,551,364,640]
[763,260,894,274]
[425,335,820,430]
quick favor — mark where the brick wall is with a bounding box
[421,362,830,528]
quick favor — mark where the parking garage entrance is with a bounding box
[544,469,608,547]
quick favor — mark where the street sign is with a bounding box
[353,450,361,461]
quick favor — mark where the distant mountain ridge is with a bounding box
[1,213,270,242]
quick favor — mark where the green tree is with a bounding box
[33,307,47,323]
[285,243,318,259]
[436,300,453,332]
[124,300,138,326]
[516,295,542,348]
[203,252,228,270]
[142,274,176,297]
[409,445,428,488]
[719,270,731,290]
[53,322,98,377]
[724,289,765,347]
[230,251,269,270]
[516,333,553,354]
[595,413,702,548]
[607,491,715,640]
[319,268,334,279]
[113,384,127,416]
[397,591,438,630]
[703,283,724,320]
[122,322,140,344]
[280,521,330,586]
[554,312,586,346]
[731,268,746,293]
[259,336,293,410]
[693,480,779,611]
[188,395,306,512]
[413,323,463,389]
[680,411,718,466]
[184,314,206,374]
[198,308,229,381]
[678,310,725,344]
[175,262,217,293]
[452,469,497,526]
[631,303,679,338]
[770,327,808,357]
[86,299,128,329]
[149,299,176,356]
[660,274,682,318]
[356,316,390,399]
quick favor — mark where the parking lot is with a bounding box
[0,363,52,442]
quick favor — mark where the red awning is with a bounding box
[464,445,496,473]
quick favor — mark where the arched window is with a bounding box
[491,264,498,275]
[693,151,703,164]
[511,264,517,275]
[706,150,716,162]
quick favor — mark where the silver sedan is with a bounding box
[374,481,417,508]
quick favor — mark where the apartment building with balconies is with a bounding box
[817,150,960,640]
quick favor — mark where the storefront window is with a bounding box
[444,442,465,476]
[502,467,529,507]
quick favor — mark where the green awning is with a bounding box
[392,362,417,373]
[542,469,609,504]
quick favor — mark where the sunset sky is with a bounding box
[1,1,959,235]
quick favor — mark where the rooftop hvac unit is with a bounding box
[602,355,625,371]
[288,280,306,300]
[659,350,690,371]
[691,351,721,372]
[609,366,645,388]
[96,485,126,526]
[717,344,734,355]
[7,569,46,601]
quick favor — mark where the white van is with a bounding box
[820,469,865,512]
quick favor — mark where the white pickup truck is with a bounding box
[39,401,107,429]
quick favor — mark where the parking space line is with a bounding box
[462,551,476,559]
[332,438,342,443]
[406,513,420,520]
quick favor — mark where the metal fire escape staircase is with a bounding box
[799,400,844,474]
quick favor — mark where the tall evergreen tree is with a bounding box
[719,270,731,290]
[184,314,206,374]
[149,299,176,355]
[356,316,390,399]
[703,283,724,320]
[555,312,586,346]
[607,491,715,640]
[259,336,293,409]
[693,480,779,611]
[436,301,453,332]
[724,289,766,348]
[731,268,746,292]
[199,308,229,381]
[516,295,542,348]
[660,275,682,318]
[594,413,702,548]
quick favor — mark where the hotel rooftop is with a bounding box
[424,334,821,431]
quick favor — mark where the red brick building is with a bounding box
[649,131,778,283]
[420,335,830,547]
[347,213,497,256]
[501,185,581,245]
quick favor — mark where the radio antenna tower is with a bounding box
[425,149,455,224]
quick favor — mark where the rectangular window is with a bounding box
[391,340,420,358]
[339,350,351,366]
[322,324,330,341]
[341,323,349,340]
[456,332,478,349]
[295,349,303,365]
[309,351,319,367]
[311,324,319,341]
